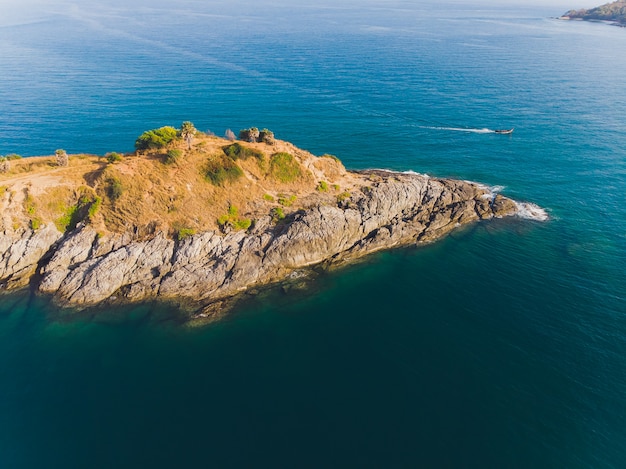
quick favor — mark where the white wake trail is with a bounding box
[419,126,495,134]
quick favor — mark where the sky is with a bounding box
[0,0,607,29]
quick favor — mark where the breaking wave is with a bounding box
[515,202,549,221]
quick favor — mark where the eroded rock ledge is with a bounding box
[1,170,529,317]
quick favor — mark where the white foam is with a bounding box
[515,202,549,221]
[401,170,430,178]
[369,169,430,178]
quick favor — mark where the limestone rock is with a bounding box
[1,170,526,313]
[0,223,62,288]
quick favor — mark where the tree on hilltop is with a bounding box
[0,157,9,173]
[239,127,260,143]
[135,126,178,152]
[225,129,236,141]
[180,121,197,150]
[55,149,69,167]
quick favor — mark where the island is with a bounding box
[0,125,543,321]
[561,1,626,26]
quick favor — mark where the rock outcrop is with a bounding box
[1,170,526,315]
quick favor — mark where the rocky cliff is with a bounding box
[1,171,525,315]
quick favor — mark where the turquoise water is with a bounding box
[1,1,625,467]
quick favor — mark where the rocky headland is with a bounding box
[560,1,626,26]
[0,128,543,319]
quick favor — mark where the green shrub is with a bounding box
[222,143,264,161]
[263,193,274,202]
[177,227,196,241]
[337,191,351,202]
[88,196,102,219]
[317,181,329,192]
[30,217,42,230]
[56,205,77,232]
[24,193,36,215]
[332,184,340,191]
[217,205,252,232]
[135,126,178,151]
[270,207,285,223]
[204,155,244,186]
[106,177,123,201]
[55,193,101,232]
[164,149,182,165]
[269,152,302,183]
[106,152,123,164]
[277,194,297,207]
[234,218,252,230]
[5,154,22,160]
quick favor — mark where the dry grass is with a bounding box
[0,134,364,237]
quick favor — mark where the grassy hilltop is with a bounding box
[563,1,626,24]
[0,125,353,240]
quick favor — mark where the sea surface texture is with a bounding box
[1,1,625,467]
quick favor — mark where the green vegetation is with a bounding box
[164,149,182,165]
[270,207,285,223]
[56,205,77,232]
[269,152,302,183]
[23,192,43,230]
[337,191,351,202]
[135,126,178,151]
[1,154,22,160]
[217,205,252,231]
[263,193,274,202]
[106,177,123,201]
[332,184,340,191]
[564,1,626,24]
[106,152,123,164]
[277,194,297,207]
[222,143,264,161]
[204,154,244,186]
[87,196,102,219]
[317,181,329,192]
[55,192,102,232]
[24,193,36,215]
[0,157,8,173]
[176,227,196,241]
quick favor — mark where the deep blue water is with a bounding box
[1,1,625,467]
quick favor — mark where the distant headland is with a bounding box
[560,1,626,26]
[0,124,544,322]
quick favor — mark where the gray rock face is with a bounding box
[0,172,522,311]
[0,223,62,289]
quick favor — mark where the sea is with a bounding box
[1,1,625,467]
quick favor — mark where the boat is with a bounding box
[494,128,514,134]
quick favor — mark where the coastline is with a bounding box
[0,137,545,320]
